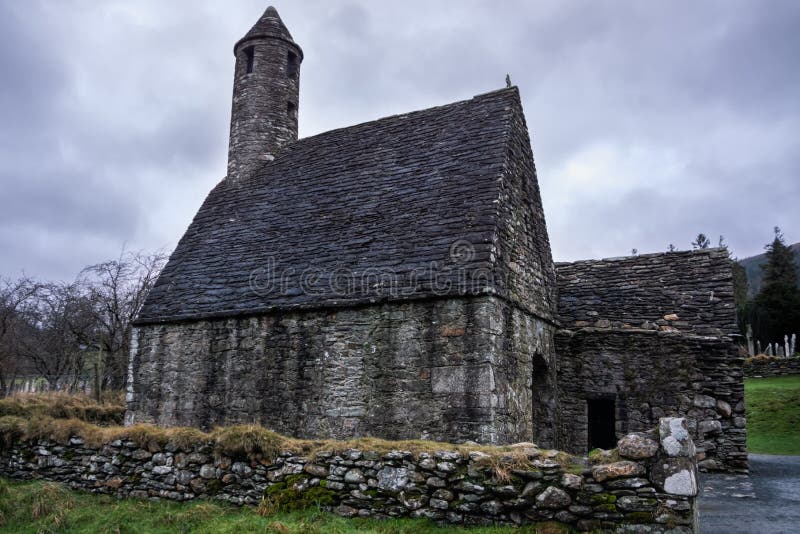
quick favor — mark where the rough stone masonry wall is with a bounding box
[555,329,747,473]
[0,418,699,532]
[491,88,557,323]
[744,356,800,378]
[127,295,557,447]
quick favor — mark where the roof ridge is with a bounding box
[280,86,517,152]
[556,247,730,265]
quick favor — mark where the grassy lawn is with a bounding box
[0,478,567,534]
[745,375,800,455]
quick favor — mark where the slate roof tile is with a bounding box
[555,248,737,336]
[137,87,525,324]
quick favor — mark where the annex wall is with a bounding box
[0,418,700,532]
[555,328,747,473]
[127,295,557,446]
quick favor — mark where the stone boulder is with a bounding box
[617,434,659,459]
[376,466,409,493]
[652,417,698,497]
[651,456,697,496]
[536,486,571,508]
[591,461,644,482]
[659,417,695,457]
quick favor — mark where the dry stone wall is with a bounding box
[555,329,747,473]
[128,295,557,447]
[0,418,699,532]
[744,356,800,378]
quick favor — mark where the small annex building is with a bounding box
[127,7,746,473]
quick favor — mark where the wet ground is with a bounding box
[699,454,800,533]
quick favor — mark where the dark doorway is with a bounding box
[531,353,555,448]
[587,398,616,450]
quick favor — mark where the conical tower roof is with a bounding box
[234,6,301,56]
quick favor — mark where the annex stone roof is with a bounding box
[555,248,737,337]
[137,87,535,324]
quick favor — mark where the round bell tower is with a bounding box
[227,6,302,180]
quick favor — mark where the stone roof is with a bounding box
[137,87,538,324]
[235,6,300,55]
[556,248,738,337]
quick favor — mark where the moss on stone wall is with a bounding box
[260,476,336,515]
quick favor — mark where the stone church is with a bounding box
[127,7,747,472]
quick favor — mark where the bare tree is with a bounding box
[0,277,42,395]
[16,282,94,391]
[0,250,165,395]
[78,250,166,390]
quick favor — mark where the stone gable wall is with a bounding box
[0,418,699,532]
[127,295,556,447]
[555,329,747,473]
[491,90,557,322]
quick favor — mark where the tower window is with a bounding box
[244,46,255,74]
[287,51,298,77]
[287,101,297,119]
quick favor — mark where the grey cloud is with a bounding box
[0,0,798,281]
[0,170,137,234]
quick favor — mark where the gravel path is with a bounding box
[699,454,800,533]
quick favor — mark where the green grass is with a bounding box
[745,375,800,455]
[0,478,570,534]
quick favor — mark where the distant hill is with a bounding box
[739,242,800,296]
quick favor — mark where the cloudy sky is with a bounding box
[1,0,798,281]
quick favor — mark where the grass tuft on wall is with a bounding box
[0,392,124,424]
[0,393,583,467]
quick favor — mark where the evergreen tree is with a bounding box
[751,227,800,346]
[692,233,711,249]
